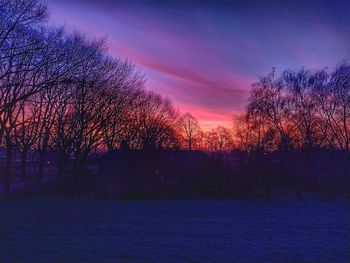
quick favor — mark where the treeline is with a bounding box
[235,64,350,152]
[1,0,349,198]
[0,0,233,196]
[0,0,177,195]
[233,63,350,197]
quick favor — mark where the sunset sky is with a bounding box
[47,0,350,129]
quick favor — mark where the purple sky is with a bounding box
[46,0,350,129]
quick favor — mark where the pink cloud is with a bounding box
[46,0,350,130]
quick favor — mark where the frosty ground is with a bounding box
[1,199,349,262]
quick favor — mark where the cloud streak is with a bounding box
[47,0,350,129]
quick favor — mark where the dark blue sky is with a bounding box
[47,0,350,128]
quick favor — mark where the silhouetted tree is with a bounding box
[123,91,179,150]
[204,126,234,153]
[178,112,201,150]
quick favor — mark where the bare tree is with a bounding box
[127,91,179,150]
[313,62,350,151]
[282,69,324,149]
[204,126,234,153]
[177,112,201,150]
[101,61,144,151]
[0,0,48,115]
[248,69,293,150]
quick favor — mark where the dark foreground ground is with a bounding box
[0,199,349,262]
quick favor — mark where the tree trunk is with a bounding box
[345,151,350,197]
[73,152,80,176]
[57,152,68,179]
[3,141,13,197]
[20,147,28,180]
[38,149,46,181]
